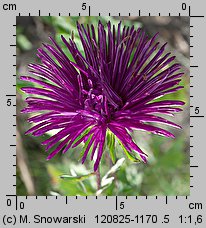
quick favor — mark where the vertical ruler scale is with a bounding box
[189,5,205,197]
[0,0,205,227]
[2,9,17,196]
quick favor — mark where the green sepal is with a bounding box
[78,134,94,161]
[72,127,92,147]
[106,131,116,164]
[118,140,140,163]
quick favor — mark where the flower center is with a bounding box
[83,89,113,123]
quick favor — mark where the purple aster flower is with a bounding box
[21,21,184,171]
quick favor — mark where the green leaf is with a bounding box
[106,131,116,164]
[118,140,140,163]
[96,180,114,195]
[60,172,95,182]
[101,176,115,188]
[107,158,125,174]
[101,158,125,187]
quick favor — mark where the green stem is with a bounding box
[96,167,101,191]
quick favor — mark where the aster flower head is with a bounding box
[21,20,184,171]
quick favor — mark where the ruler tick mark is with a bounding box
[15,196,18,210]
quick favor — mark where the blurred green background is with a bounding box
[16,16,190,196]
